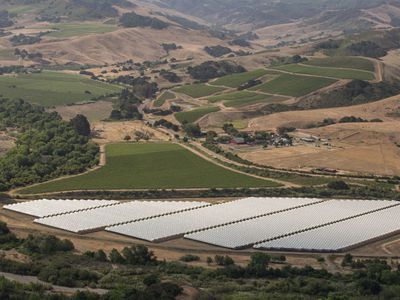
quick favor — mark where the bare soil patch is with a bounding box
[91,120,170,144]
[0,132,15,156]
[50,101,113,122]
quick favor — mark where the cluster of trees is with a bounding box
[271,55,308,66]
[144,105,181,117]
[120,12,169,29]
[204,45,232,57]
[109,89,143,121]
[159,70,181,83]
[129,77,158,99]
[0,99,99,191]
[22,234,74,255]
[229,38,251,47]
[14,48,43,61]
[70,0,133,19]
[316,39,341,50]
[109,76,159,97]
[238,78,262,90]
[0,221,18,246]
[41,179,400,202]
[0,10,13,28]
[188,60,246,81]
[154,119,179,132]
[182,123,202,138]
[163,14,205,30]
[307,115,383,129]
[346,41,387,58]
[0,65,27,75]
[161,43,182,53]
[316,29,400,58]
[9,34,42,46]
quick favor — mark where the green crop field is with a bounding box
[43,23,118,38]
[212,69,271,88]
[174,84,226,98]
[207,90,286,107]
[20,143,279,194]
[304,56,375,72]
[175,106,220,123]
[254,74,337,97]
[274,64,375,80]
[207,90,257,103]
[0,71,122,107]
[224,94,286,108]
[154,91,175,107]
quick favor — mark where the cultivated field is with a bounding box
[154,91,176,107]
[207,91,287,107]
[175,106,220,123]
[304,57,375,72]
[274,64,375,80]
[211,69,271,88]
[0,71,122,107]
[253,73,337,97]
[20,143,279,194]
[174,84,226,98]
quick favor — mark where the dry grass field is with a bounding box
[23,26,234,65]
[241,121,400,176]
[91,121,170,144]
[50,101,114,122]
[248,95,400,130]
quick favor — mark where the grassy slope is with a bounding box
[174,84,226,98]
[304,57,375,72]
[175,106,220,123]
[274,64,375,80]
[254,74,337,97]
[20,143,279,193]
[0,71,122,106]
[212,69,271,88]
[154,91,175,107]
[43,23,118,38]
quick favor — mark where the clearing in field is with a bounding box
[211,69,271,88]
[175,106,220,123]
[274,64,375,80]
[0,71,123,107]
[173,84,226,98]
[20,143,279,194]
[304,56,375,72]
[42,23,119,38]
[253,73,337,97]
[154,91,175,107]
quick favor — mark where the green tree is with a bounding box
[70,114,91,137]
